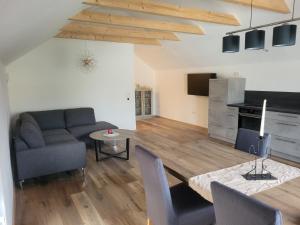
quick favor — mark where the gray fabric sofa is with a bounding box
[12,107,118,185]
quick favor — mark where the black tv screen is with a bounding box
[187,73,217,96]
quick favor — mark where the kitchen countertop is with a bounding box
[228,103,300,115]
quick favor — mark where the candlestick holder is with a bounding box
[242,136,277,181]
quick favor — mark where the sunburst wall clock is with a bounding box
[79,50,97,73]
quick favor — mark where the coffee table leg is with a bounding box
[126,138,130,160]
[95,140,99,161]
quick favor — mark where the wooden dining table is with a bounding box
[157,140,300,225]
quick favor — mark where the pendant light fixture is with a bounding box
[245,29,265,50]
[245,0,265,50]
[223,0,300,53]
[273,0,297,47]
[222,35,240,53]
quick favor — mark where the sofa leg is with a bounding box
[81,168,87,188]
[19,180,24,190]
[81,168,86,177]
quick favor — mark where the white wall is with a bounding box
[156,59,300,128]
[7,39,136,130]
[0,61,13,225]
[200,60,300,92]
[156,69,209,127]
[134,56,157,115]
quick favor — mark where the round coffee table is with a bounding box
[89,129,133,161]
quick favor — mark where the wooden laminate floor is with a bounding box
[16,117,201,225]
[15,117,300,225]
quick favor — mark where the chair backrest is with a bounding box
[235,128,271,157]
[211,182,283,225]
[135,145,176,225]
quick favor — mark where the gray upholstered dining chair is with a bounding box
[211,181,283,225]
[135,145,215,225]
[235,128,271,157]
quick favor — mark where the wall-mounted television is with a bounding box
[187,73,217,96]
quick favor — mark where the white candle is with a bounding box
[260,99,267,137]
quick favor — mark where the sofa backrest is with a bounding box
[19,119,45,149]
[13,114,46,151]
[65,108,96,128]
[20,113,40,129]
[13,107,96,151]
[13,119,29,152]
[29,110,65,130]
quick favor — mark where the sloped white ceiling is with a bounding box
[134,0,300,70]
[0,0,85,65]
[0,0,298,69]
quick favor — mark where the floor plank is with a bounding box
[72,192,105,225]
[15,117,300,225]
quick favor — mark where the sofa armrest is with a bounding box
[16,141,86,181]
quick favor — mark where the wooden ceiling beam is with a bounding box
[55,31,161,45]
[70,10,205,35]
[224,0,290,14]
[61,22,179,41]
[83,0,240,26]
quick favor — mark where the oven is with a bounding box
[238,107,262,131]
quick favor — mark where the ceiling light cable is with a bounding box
[292,0,296,20]
[250,0,253,28]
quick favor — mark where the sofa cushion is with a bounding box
[29,110,65,130]
[20,121,46,148]
[44,134,77,145]
[14,137,29,152]
[65,108,96,128]
[20,113,40,130]
[42,129,70,137]
[13,119,29,152]
[68,121,118,139]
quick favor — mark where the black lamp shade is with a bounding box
[245,29,265,50]
[273,24,297,47]
[222,35,240,53]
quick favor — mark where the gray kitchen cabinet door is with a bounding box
[226,127,238,141]
[265,119,300,140]
[209,124,227,138]
[208,78,245,144]
[209,102,226,117]
[224,107,239,129]
[266,111,300,125]
[209,79,228,100]
[227,78,246,104]
[271,135,300,158]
